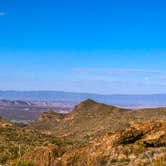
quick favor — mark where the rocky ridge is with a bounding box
[1,99,166,165]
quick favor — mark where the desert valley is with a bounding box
[1,0,166,165]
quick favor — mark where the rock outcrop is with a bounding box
[22,121,166,166]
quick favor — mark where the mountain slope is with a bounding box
[0,117,75,165]
[31,110,65,131]
[22,120,166,166]
[1,99,166,165]
[58,120,166,166]
[50,99,166,141]
[53,99,132,141]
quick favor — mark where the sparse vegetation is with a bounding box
[11,160,33,166]
[149,155,166,166]
[133,143,145,155]
[1,100,166,165]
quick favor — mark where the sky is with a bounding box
[0,0,166,94]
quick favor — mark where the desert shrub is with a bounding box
[150,155,166,166]
[133,143,145,155]
[96,156,109,165]
[11,160,33,166]
[0,153,8,164]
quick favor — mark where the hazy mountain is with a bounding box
[1,91,166,108]
[0,99,73,123]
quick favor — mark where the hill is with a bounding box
[20,120,166,166]
[53,120,166,166]
[31,110,65,130]
[1,99,166,165]
[0,116,76,165]
[36,99,166,141]
[52,99,132,141]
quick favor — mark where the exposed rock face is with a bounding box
[22,144,60,166]
[57,121,166,166]
[22,121,166,166]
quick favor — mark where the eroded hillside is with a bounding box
[1,99,166,165]
[32,99,166,142]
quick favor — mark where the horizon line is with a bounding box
[0,90,166,96]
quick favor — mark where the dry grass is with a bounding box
[1,100,166,165]
[150,154,166,166]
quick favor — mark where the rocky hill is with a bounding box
[20,121,166,166]
[56,120,166,166]
[52,99,132,141]
[0,116,75,166]
[32,99,166,142]
[31,110,65,131]
[1,99,166,165]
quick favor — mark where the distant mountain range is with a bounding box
[0,91,166,108]
[0,99,74,123]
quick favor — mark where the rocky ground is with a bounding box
[1,99,166,165]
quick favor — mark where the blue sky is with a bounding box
[0,0,166,94]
